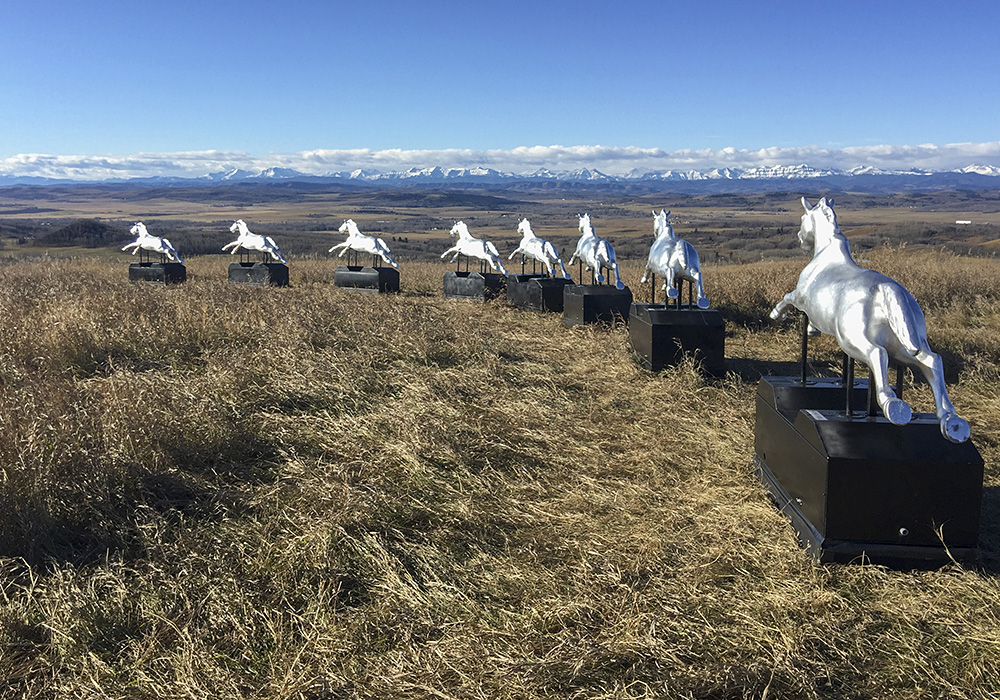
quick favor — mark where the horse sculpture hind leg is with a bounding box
[897,346,971,442]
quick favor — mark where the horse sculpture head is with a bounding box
[450,221,470,239]
[130,222,146,237]
[339,219,360,236]
[652,209,673,238]
[517,218,534,239]
[578,214,594,235]
[230,219,246,235]
[798,197,839,253]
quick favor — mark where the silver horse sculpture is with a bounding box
[567,214,624,289]
[640,209,709,308]
[223,220,288,264]
[508,218,570,278]
[122,222,184,263]
[441,221,508,274]
[330,219,398,268]
[770,197,970,443]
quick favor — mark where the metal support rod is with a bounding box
[675,281,681,310]
[844,354,856,417]
[799,313,810,383]
[521,255,525,274]
[578,260,583,284]
[895,363,904,400]
[867,367,879,417]
[650,273,656,304]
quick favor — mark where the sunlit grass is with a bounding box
[0,252,997,698]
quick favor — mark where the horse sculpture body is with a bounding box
[508,218,570,278]
[770,197,969,443]
[223,220,287,264]
[122,222,184,263]
[567,214,624,289]
[329,219,398,268]
[440,221,508,275]
[641,210,709,308]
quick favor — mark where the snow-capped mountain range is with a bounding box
[193,163,1000,184]
[2,163,1000,188]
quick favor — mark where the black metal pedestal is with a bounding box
[333,265,400,294]
[506,274,573,312]
[629,303,725,375]
[754,376,983,567]
[228,262,289,287]
[128,262,187,284]
[442,271,506,301]
[562,285,633,326]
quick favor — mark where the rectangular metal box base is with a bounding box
[754,376,983,567]
[506,274,573,312]
[442,270,506,301]
[228,262,289,287]
[333,265,400,294]
[128,262,187,284]
[562,285,633,326]
[629,303,725,375]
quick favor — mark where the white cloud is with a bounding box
[3,142,1000,181]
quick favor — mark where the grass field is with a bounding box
[0,248,998,699]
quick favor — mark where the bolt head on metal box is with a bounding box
[562,284,633,326]
[333,265,400,294]
[506,274,573,312]
[228,261,289,287]
[754,376,984,567]
[128,262,187,284]
[629,303,725,375]
[442,270,506,301]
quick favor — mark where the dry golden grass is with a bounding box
[0,252,997,699]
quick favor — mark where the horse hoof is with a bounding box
[883,398,912,425]
[697,298,710,309]
[667,287,679,299]
[941,414,971,444]
[616,282,625,290]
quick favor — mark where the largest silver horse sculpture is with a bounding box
[640,209,709,308]
[567,214,624,289]
[770,197,970,443]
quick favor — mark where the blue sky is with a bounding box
[2,1,999,177]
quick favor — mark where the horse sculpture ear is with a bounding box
[801,197,812,211]
[665,210,670,218]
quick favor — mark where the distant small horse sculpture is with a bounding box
[223,220,287,264]
[330,219,398,268]
[567,214,624,289]
[641,210,708,308]
[122,222,184,263]
[441,221,508,275]
[508,218,570,278]
[770,197,970,443]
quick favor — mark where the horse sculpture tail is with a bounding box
[879,283,922,355]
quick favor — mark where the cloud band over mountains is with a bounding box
[3,142,1000,181]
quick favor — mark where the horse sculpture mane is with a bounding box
[330,219,398,268]
[567,214,624,289]
[640,209,708,307]
[122,222,184,263]
[508,218,570,278]
[440,221,508,275]
[770,197,969,443]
